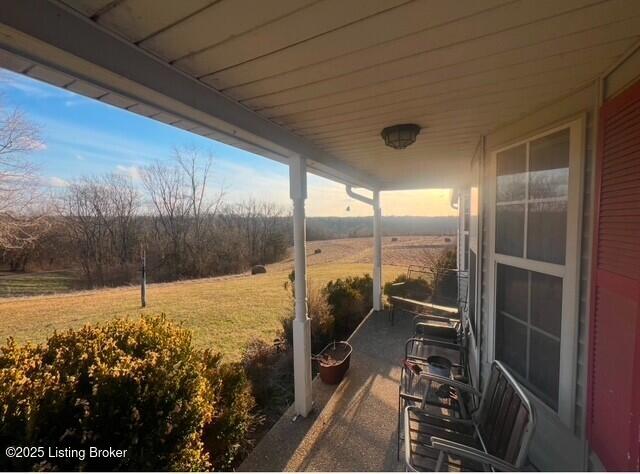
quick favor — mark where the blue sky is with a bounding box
[0,69,454,217]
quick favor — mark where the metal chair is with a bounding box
[407,318,469,377]
[397,353,478,460]
[403,361,535,472]
[397,318,475,459]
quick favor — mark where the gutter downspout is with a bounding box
[346,185,382,311]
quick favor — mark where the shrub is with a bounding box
[423,247,458,304]
[201,352,256,470]
[383,273,431,299]
[283,273,374,346]
[241,339,293,424]
[281,284,335,353]
[324,274,373,340]
[0,315,257,471]
[245,273,375,435]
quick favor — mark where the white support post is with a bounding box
[289,154,312,417]
[373,190,383,311]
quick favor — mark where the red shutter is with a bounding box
[588,78,640,471]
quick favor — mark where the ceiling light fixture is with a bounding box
[381,123,421,150]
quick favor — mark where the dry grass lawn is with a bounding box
[0,236,449,359]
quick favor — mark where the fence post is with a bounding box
[140,243,146,308]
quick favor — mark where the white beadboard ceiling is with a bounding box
[2,0,640,189]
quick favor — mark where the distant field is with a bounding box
[0,235,450,359]
[0,270,80,297]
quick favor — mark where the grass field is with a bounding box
[0,270,80,297]
[0,236,448,359]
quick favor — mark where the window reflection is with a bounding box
[530,271,563,337]
[496,204,524,257]
[495,264,563,411]
[495,129,570,265]
[530,330,560,410]
[497,144,526,202]
[529,129,570,199]
[527,201,567,264]
[493,126,572,413]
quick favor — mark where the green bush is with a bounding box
[281,284,335,353]
[429,247,458,304]
[245,273,375,435]
[324,274,373,340]
[0,315,256,471]
[282,273,372,351]
[383,273,431,299]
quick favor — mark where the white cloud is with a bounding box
[0,69,72,100]
[15,136,46,151]
[115,164,141,181]
[64,99,85,108]
[43,176,69,188]
[74,154,85,161]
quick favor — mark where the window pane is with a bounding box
[529,330,560,410]
[531,271,563,338]
[527,200,567,264]
[497,144,526,202]
[497,264,528,322]
[496,313,527,378]
[496,204,524,257]
[529,129,570,199]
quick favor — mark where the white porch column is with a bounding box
[373,190,383,311]
[289,154,312,417]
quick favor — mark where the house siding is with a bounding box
[478,83,598,471]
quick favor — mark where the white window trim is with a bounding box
[468,152,483,384]
[486,116,585,428]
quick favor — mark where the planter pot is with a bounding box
[315,341,353,385]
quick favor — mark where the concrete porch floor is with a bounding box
[240,309,412,472]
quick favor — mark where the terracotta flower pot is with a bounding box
[315,341,353,385]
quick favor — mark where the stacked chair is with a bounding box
[396,309,536,471]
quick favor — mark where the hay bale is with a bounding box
[251,265,267,275]
[314,248,322,254]
[444,237,452,243]
[391,237,398,242]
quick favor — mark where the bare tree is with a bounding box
[140,160,190,278]
[221,199,289,266]
[175,146,223,276]
[61,174,140,287]
[104,173,140,265]
[0,100,48,250]
[141,147,223,279]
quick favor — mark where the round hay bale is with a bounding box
[444,237,452,243]
[391,237,398,242]
[251,265,267,275]
[314,248,322,254]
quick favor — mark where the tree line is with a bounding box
[0,96,456,289]
[0,98,290,287]
[1,151,291,287]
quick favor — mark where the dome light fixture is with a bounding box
[381,123,421,150]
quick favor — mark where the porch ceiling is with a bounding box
[2,0,640,190]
